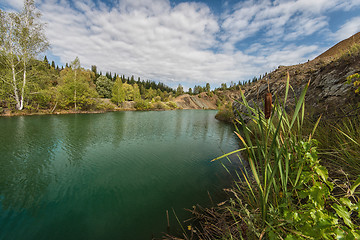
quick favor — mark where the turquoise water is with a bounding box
[0,110,238,240]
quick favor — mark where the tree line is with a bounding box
[0,0,264,113]
[0,0,179,112]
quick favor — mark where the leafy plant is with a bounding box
[166,101,178,109]
[346,73,360,94]
[211,74,360,239]
[134,99,151,110]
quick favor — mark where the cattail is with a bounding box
[265,92,272,119]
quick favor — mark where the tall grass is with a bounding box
[210,74,360,239]
[162,75,360,240]
[315,112,360,176]
[225,73,318,229]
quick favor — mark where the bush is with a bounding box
[153,96,162,102]
[152,102,167,110]
[134,99,151,110]
[95,101,115,111]
[166,101,177,109]
[215,102,234,122]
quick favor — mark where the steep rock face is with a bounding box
[174,91,242,110]
[174,93,217,109]
[234,39,360,121]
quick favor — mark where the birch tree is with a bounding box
[0,11,21,107]
[0,0,49,110]
[57,57,97,110]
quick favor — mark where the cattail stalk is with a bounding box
[265,92,272,119]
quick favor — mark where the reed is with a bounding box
[315,111,360,176]
[211,73,360,239]
[162,74,360,240]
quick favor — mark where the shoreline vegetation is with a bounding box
[0,0,252,119]
[162,74,360,240]
[0,94,239,118]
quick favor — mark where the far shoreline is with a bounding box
[0,107,219,118]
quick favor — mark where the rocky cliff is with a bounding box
[234,32,360,121]
[174,91,242,110]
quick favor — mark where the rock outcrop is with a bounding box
[234,32,360,121]
[174,91,242,110]
[175,94,216,109]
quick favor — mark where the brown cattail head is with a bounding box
[265,92,272,119]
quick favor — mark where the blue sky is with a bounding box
[1,0,360,89]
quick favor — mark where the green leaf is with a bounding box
[314,165,328,183]
[333,204,353,229]
[308,183,327,208]
[285,234,297,240]
[290,80,309,129]
[340,198,356,211]
[350,176,360,195]
[334,228,347,239]
[351,230,360,240]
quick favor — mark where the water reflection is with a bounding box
[0,116,55,211]
[0,110,239,240]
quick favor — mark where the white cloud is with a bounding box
[18,0,358,88]
[332,16,360,41]
[39,0,230,87]
[220,0,360,47]
[0,0,23,11]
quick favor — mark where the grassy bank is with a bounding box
[0,99,180,117]
[163,75,360,239]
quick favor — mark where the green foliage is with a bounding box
[57,62,98,110]
[133,83,141,101]
[94,100,115,111]
[153,96,162,102]
[111,77,125,105]
[215,102,233,122]
[95,75,113,98]
[123,83,135,101]
[340,43,360,60]
[144,87,156,100]
[134,99,151,110]
[216,99,222,107]
[346,73,360,94]
[152,101,167,110]
[166,101,177,109]
[176,84,184,97]
[315,112,360,176]
[0,0,49,110]
[211,76,360,239]
[205,83,210,93]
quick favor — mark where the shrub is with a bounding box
[346,73,360,94]
[166,101,177,109]
[134,99,151,110]
[152,102,167,110]
[215,102,234,122]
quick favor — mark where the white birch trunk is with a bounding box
[8,19,22,110]
[74,69,77,111]
[11,60,21,110]
[19,59,27,110]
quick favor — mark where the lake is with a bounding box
[0,110,239,240]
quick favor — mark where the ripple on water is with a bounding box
[0,110,238,240]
